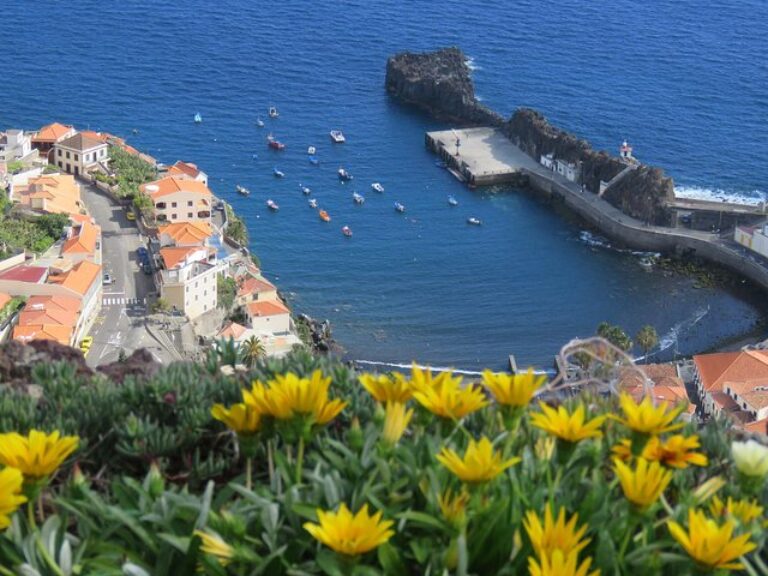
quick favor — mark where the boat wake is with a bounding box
[353,359,552,376]
[636,305,710,361]
[674,185,766,206]
[578,231,659,259]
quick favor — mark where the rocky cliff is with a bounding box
[386,48,674,226]
[385,47,504,126]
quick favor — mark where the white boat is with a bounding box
[330,130,346,143]
[269,106,279,118]
[467,217,482,226]
[266,199,279,211]
[273,167,285,178]
[338,168,353,181]
[448,195,458,206]
[353,192,365,205]
[308,199,318,208]
[394,202,405,213]
[194,112,202,124]
[301,185,312,195]
[235,185,250,196]
[307,146,317,155]
[342,226,353,237]
[256,118,264,127]
[371,182,385,193]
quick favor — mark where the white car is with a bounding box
[103,273,114,285]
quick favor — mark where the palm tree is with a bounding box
[241,336,266,367]
[635,325,659,361]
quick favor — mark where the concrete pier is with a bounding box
[426,127,532,186]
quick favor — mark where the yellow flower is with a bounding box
[731,440,768,477]
[211,402,262,435]
[528,549,600,576]
[523,504,590,559]
[246,371,347,425]
[409,365,488,420]
[303,503,394,556]
[359,373,412,403]
[612,435,708,469]
[382,402,413,446]
[709,496,764,525]
[0,430,79,481]
[668,509,756,571]
[613,393,684,435]
[613,457,672,508]
[482,368,546,407]
[530,403,606,443]
[194,530,234,566]
[0,467,27,530]
[534,437,556,461]
[437,488,470,528]
[436,437,520,484]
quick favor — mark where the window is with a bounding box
[171,202,177,208]
[195,282,199,288]
[186,286,189,292]
[66,163,71,172]
[195,295,198,301]
[187,212,193,218]
[171,214,177,220]
[100,149,105,157]
[57,149,62,157]
[187,201,193,207]
[204,290,207,296]
[66,151,70,159]
[74,154,79,161]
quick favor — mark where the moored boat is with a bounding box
[273,167,285,178]
[352,192,365,205]
[266,199,279,211]
[308,198,318,208]
[307,146,316,155]
[267,135,285,150]
[235,185,250,196]
[319,210,331,222]
[256,117,264,127]
[194,112,202,124]
[394,202,405,213]
[338,168,353,181]
[448,195,458,206]
[371,182,385,193]
[309,156,320,166]
[342,226,353,237]
[269,106,279,118]
[467,217,482,226]
[300,184,312,195]
[330,130,346,143]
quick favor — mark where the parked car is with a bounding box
[102,273,114,285]
[137,247,148,260]
[79,336,93,350]
[215,201,225,211]
[126,211,136,221]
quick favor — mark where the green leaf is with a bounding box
[396,511,445,531]
[377,543,406,575]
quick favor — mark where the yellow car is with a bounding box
[79,336,93,351]
[126,211,136,221]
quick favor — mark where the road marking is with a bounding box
[102,297,147,306]
[103,292,126,296]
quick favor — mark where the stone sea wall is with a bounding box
[386,47,674,225]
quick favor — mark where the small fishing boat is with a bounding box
[371,182,385,193]
[352,192,365,205]
[394,202,406,213]
[319,210,331,222]
[309,156,320,166]
[269,106,279,118]
[266,199,279,211]
[194,112,202,124]
[235,184,250,196]
[342,226,353,237]
[467,217,482,226]
[448,195,458,206]
[267,135,285,150]
[330,130,346,143]
[300,185,312,195]
[131,128,139,135]
[256,117,265,127]
[252,153,259,160]
[338,168,353,181]
[273,167,285,178]
[308,198,318,208]
[307,146,316,155]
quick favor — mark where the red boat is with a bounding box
[267,135,285,151]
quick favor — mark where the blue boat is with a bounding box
[309,156,320,166]
[273,167,285,178]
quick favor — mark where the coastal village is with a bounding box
[0,122,301,368]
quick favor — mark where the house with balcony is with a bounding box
[141,176,212,224]
[158,245,219,319]
[0,129,36,164]
[52,133,109,177]
[31,123,76,161]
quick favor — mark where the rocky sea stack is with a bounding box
[386,47,674,225]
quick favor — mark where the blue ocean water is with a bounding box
[1,1,767,370]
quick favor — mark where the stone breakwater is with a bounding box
[385,47,673,226]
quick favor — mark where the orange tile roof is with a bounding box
[167,161,202,179]
[13,324,73,346]
[78,130,110,143]
[70,213,93,225]
[694,351,768,393]
[158,221,212,245]
[744,418,768,435]
[247,299,290,318]
[61,220,99,255]
[140,176,211,199]
[711,391,740,412]
[18,307,78,328]
[25,295,81,313]
[17,174,83,217]
[33,123,74,143]
[49,260,101,296]
[217,321,248,339]
[159,246,201,269]
[238,276,276,297]
[0,293,10,310]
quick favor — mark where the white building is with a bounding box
[52,133,109,177]
[0,130,35,163]
[734,224,768,259]
[540,153,554,170]
[158,245,219,319]
[555,159,578,182]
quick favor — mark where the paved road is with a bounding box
[79,183,178,366]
